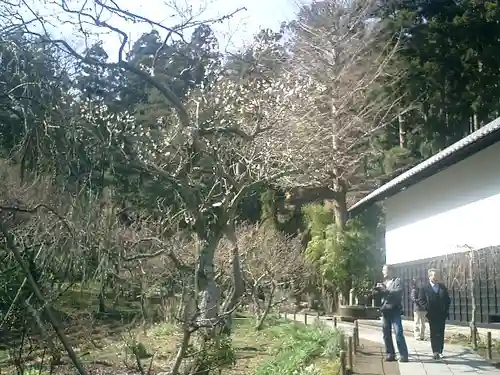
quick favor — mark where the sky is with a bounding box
[24,0,308,59]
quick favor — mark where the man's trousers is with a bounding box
[428,317,446,354]
[413,310,426,339]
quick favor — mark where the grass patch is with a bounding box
[150,322,177,338]
[253,320,343,375]
[229,315,291,374]
[446,331,494,351]
[0,313,296,375]
[445,332,500,367]
[7,366,52,375]
[0,295,340,375]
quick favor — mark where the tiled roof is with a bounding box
[349,117,500,215]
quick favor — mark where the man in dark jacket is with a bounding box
[373,264,409,362]
[418,268,451,360]
[411,279,427,340]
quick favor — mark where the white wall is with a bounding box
[385,140,500,265]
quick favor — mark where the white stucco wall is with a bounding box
[385,140,500,265]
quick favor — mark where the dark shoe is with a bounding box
[433,353,441,360]
[399,356,409,363]
[385,355,396,362]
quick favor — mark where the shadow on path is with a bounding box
[355,339,400,375]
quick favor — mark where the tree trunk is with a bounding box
[471,61,483,134]
[25,300,62,365]
[342,278,353,307]
[469,250,478,349]
[170,326,193,375]
[196,233,223,325]
[322,286,337,314]
[139,277,149,327]
[331,104,347,229]
[1,226,88,375]
[398,114,406,148]
[255,283,277,331]
[252,285,263,326]
[97,271,106,314]
[332,176,348,229]
[183,232,224,375]
[98,290,106,314]
[221,225,245,333]
[473,113,480,132]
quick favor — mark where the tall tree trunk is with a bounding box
[331,104,347,229]
[332,175,348,229]
[472,61,483,134]
[473,113,480,132]
[469,249,478,349]
[398,114,406,149]
[343,278,353,306]
[332,175,351,302]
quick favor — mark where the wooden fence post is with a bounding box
[352,327,357,354]
[471,323,478,350]
[353,320,359,347]
[304,313,308,325]
[333,316,338,328]
[348,336,354,372]
[284,311,288,320]
[293,311,296,321]
[487,331,493,360]
[339,350,347,375]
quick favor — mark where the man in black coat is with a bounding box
[418,268,451,360]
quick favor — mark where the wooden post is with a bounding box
[339,350,347,375]
[304,313,308,325]
[352,327,357,354]
[487,331,493,360]
[353,320,359,347]
[471,323,478,350]
[348,336,354,372]
[293,311,296,321]
[333,316,338,328]
[317,310,320,319]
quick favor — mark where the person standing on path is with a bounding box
[411,278,427,340]
[418,268,451,360]
[373,264,409,363]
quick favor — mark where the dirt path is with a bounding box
[353,339,400,375]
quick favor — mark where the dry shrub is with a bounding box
[216,223,306,312]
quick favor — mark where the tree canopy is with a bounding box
[0,0,499,373]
